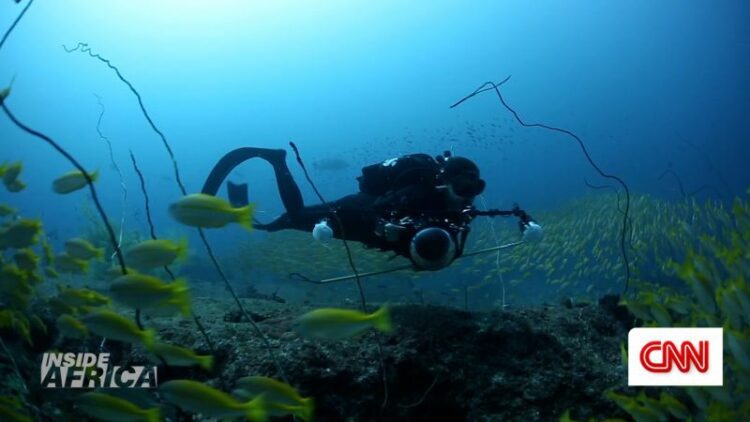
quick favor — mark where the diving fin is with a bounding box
[227,181,249,207]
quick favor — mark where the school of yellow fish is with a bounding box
[0,161,397,421]
[3,157,750,420]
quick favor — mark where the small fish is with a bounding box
[1,161,22,186]
[169,193,255,231]
[55,314,88,339]
[57,286,110,307]
[64,238,104,260]
[40,238,54,265]
[76,392,160,422]
[44,266,59,279]
[0,204,16,217]
[124,238,188,270]
[6,179,25,192]
[140,297,190,318]
[146,342,213,370]
[52,169,98,194]
[13,248,39,272]
[79,309,156,347]
[295,304,392,340]
[0,264,32,306]
[0,219,42,249]
[235,376,313,421]
[55,253,89,274]
[159,379,267,421]
[658,392,689,420]
[109,274,190,316]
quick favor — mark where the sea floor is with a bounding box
[4,295,634,421]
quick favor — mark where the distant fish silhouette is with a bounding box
[312,157,349,171]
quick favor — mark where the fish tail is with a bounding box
[199,354,214,371]
[299,397,315,422]
[244,395,269,422]
[371,303,393,333]
[236,203,255,232]
[171,278,192,316]
[144,407,161,422]
[176,237,190,262]
[141,328,157,349]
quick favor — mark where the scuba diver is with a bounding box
[201,147,542,272]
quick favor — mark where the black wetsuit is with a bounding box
[201,148,474,260]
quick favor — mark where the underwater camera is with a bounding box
[409,227,457,271]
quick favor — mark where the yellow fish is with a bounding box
[159,379,267,421]
[147,342,213,370]
[13,248,39,272]
[55,314,88,339]
[235,376,314,421]
[76,392,160,422]
[57,286,110,307]
[0,265,32,306]
[295,304,392,340]
[0,204,16,217]
[52,169,98,194]
[109,274,190,316]
[6,179,25,192]
[64,238,104,260]
[124,238,189,270]
[79,309,156,348]
[55,253,89,274]
[1,161,22,186]
[169,193,254,230]
[0,219,42,250]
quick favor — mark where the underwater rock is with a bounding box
[127,297,629,421]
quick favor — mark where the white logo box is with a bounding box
[628,327,723,386]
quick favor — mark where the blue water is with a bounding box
[2,0,748,260]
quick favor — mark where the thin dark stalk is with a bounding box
[449,75,512,109]
[451,77,633,295]
[129,151,158,239]
[2,100,141,331]
[64,43,285,381]
[287,142,366,309]
[288,141,389,411]
[129,151,216,354]
[688,184,724,198]
[398,374,439,409]
[657,168,686,199]
[677,132,732,200]
[584,178,635,253]
[94,94,127,257]
[2,103,127,275]
[0,0,34,52]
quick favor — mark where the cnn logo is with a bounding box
[628,328,723,386]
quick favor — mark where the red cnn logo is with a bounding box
[639,340,709,373]
[629,328,722,386]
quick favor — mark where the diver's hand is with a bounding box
[522,221,543,243]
